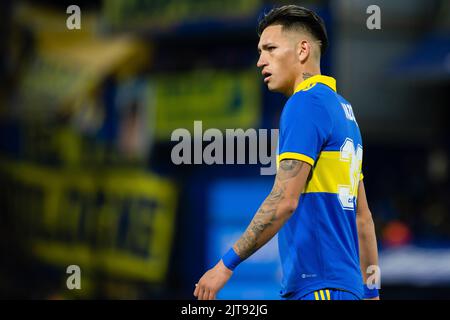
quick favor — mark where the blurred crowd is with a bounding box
[0,0,449,299]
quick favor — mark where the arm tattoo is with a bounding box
[234,160,304,259]
[279,159,302,179]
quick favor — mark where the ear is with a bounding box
[296,40,310,63]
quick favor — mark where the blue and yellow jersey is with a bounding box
[276,75,364,299]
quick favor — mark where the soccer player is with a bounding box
[194,5,380,300]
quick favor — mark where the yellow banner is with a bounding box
[103,0,261,29]
[153,69,261,140]
[0,159,177,283]
[14,4,150,119]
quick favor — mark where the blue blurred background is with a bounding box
[0,0,449,299]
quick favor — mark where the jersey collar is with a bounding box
[293,74,337,94]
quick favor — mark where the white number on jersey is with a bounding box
[338,138,363,211]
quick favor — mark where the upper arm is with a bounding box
[272,159,312,210]
[274,92,329,210]
[356,180,372,220]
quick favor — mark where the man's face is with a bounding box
[257,25,300,96]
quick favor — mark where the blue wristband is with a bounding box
[221,248,242,271]
[363,285,379,299]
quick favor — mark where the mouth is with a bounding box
[262,71,272,83]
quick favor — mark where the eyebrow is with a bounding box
[257,42,276,54]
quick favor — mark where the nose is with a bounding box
[256,53,267,68]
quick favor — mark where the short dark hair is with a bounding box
[257,5,328,56]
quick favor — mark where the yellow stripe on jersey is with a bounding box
[277,152,315,167]
[276,151,362,198]
[314,291,319,300]
[326,289,331,300]
[320,290,325,300]
[303,151,362,198]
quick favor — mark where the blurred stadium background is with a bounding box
[0,0,449,299]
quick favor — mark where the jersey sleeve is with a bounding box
[278,92,333,167]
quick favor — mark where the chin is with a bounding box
[267,82,278,92]
[267,83,284,94]
[266,78,284,92]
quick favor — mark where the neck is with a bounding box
[291,65,321,96]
